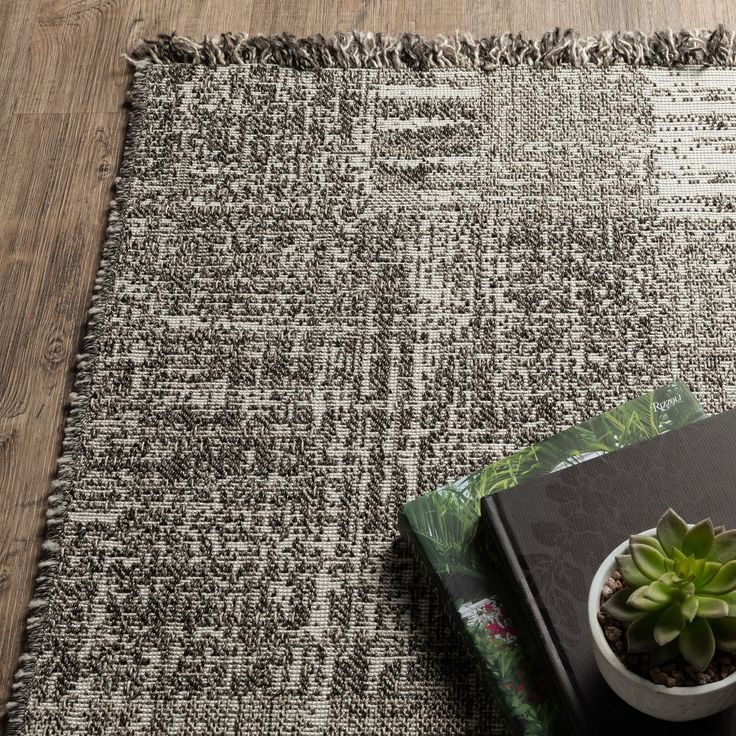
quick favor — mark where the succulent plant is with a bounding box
[603,508,736,672]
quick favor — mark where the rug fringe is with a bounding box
[128,27,736,70]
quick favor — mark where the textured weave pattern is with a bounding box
[11,63,736,735]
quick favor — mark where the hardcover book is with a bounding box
[481,408,736,735]
[398,382,704,735]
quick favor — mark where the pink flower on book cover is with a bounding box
[485,619,517,639]
[460,598,516,642]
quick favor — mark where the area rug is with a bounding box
[9,28,736,736]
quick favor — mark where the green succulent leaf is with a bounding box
[721,591,736,616]
[630,543,667,581]
[670,547,687,562]
[709,618,736,653]
[674,556,705,581]
[616,554,651,588]
[657,508,688,556]
[627,586,669,612]
[630,534,667,557]
[659,571,680,586]
[651,640,680,665]
[682,519,715,558]
[678,617,715,671]
[694,561,721,589]
[708,530,736,565]
[654,603,688,646]
[603,588,644,622]
[680,594,699,622]
[644,580,674,604]
[694,596,729,618]
[627,611,661,653]
[700,560,736,595]
[693,558,706,580]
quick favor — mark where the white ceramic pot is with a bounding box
[588,528,736,721]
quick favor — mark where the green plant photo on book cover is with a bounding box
[399,382,706,736]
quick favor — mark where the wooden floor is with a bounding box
[1,0,735,726]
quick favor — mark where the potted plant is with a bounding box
[588,508,736,721]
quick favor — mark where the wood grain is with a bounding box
[1,0,735,727]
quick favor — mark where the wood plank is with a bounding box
[0,110,120,725]
[2,0,736,729]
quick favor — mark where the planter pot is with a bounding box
[588,527,736,721]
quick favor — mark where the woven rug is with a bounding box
[9,29,736,735]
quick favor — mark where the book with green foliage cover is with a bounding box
[398,382,705,735]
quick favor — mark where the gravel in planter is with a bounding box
[598,571,736,687]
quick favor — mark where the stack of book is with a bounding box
[399,382,715,734]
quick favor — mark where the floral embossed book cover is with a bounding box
[398,382,705,735]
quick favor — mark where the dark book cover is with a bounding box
[481,408,736,735]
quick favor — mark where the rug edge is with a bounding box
[128,27,736,70]
[2,74,148,736]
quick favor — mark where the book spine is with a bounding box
[482,496,588,736]
[398,509,525,736]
